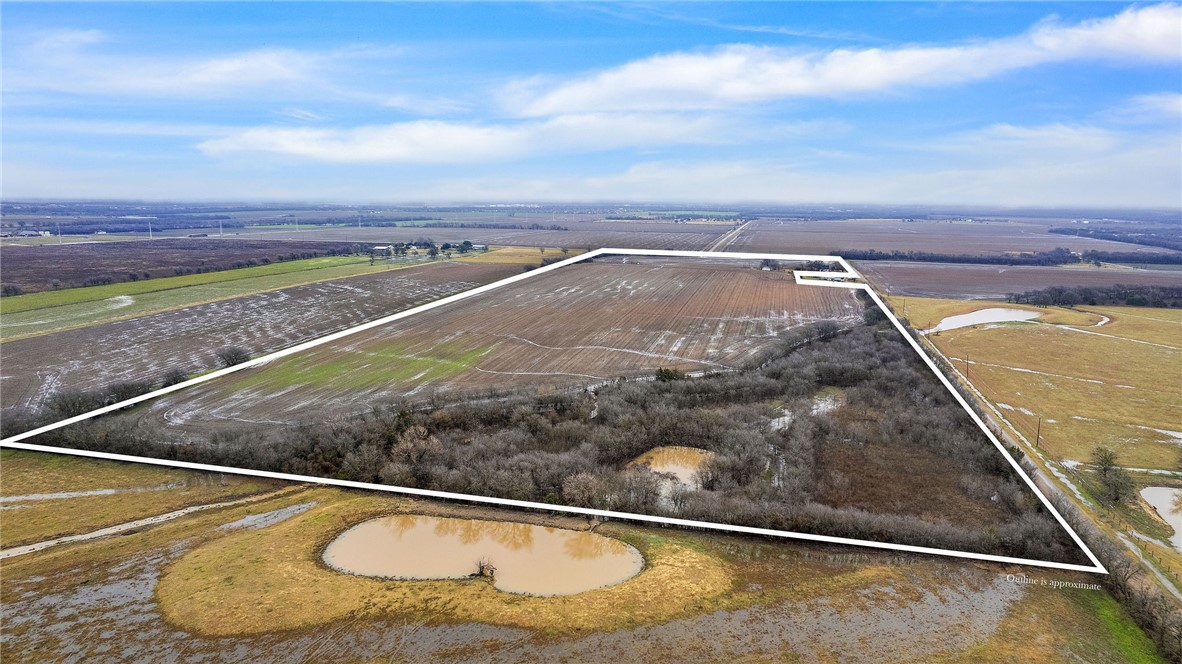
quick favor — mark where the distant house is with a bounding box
[17,230,40,237]
[471,244,488,251]
[371,245,393,256]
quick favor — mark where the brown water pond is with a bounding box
[322,514,644,596]
[632,446,713,486]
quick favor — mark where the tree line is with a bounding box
[1050,226,1182,252]
[836,247,1182,266]
[835,248,1077,266]
[1006,284,1182,308]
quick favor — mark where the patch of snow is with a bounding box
[1132,425,1182,443]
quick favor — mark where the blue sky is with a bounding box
[3,2,1180,207]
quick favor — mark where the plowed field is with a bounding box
[0,261,520,411]
[141,258,862,433]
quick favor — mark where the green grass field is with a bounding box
[0,257,426,340]
[231,339,495,391]
[1,256,374,315]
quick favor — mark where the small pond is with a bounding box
[323,514,644,596]
[1141,487,1182,553]
[923,308,1041,334]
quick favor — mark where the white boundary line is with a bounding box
[0,248,1105,574]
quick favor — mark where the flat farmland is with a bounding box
[218,221,727,251]
[859,261,1182,298]
[139,258,861,433]
[0,238,363,292]
[729,218,1177,256]
[0,261,520,411]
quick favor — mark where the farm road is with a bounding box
[0,261,519,411]
[706,221,753,252]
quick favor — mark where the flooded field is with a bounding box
[1142,487,1182,553]
[323,515,644,596]
[0,454,1160,663]
[923,307,1042,334]
[632,446,712,486]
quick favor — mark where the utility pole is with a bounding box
[56,219,62,244]
[219,218,224,236]
[148,218,153,240]
[1035,417,1042,449]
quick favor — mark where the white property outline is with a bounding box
[0,248,1106,574]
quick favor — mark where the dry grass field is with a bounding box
[893,297,1182,470]
[457,246,584,264]
[0,452,1160,663]
[0,450,277,548]
[0,261,521,411]
[136,258,861,432]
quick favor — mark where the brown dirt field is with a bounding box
[0,261,520,411]
[136,258,862,433]
[729,218,1178,256]
[0,238,364,292]
[858,261,1182,298]
[817,441,1014,527]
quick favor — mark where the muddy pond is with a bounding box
[632,446,713,486]
[323,514,643,596]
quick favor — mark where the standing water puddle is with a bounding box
[219,502,317,531]
[323,515,643,596]
[922,308,1041,334]
[1141,487,1182,553]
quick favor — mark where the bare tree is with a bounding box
[216,346,250,368]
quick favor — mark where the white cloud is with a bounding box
[5,29,329,98]
[1026,5,1182,60]
[512,4,1182,116]
[2,117,242,138]
[383,94,469,116]
[197,113,737,163]
[276,108,326,123]
[926,123,1124,158]
[1107,92,1182,123]
[403,120,1181,207]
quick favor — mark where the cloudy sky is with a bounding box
[3,2,1180,207]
